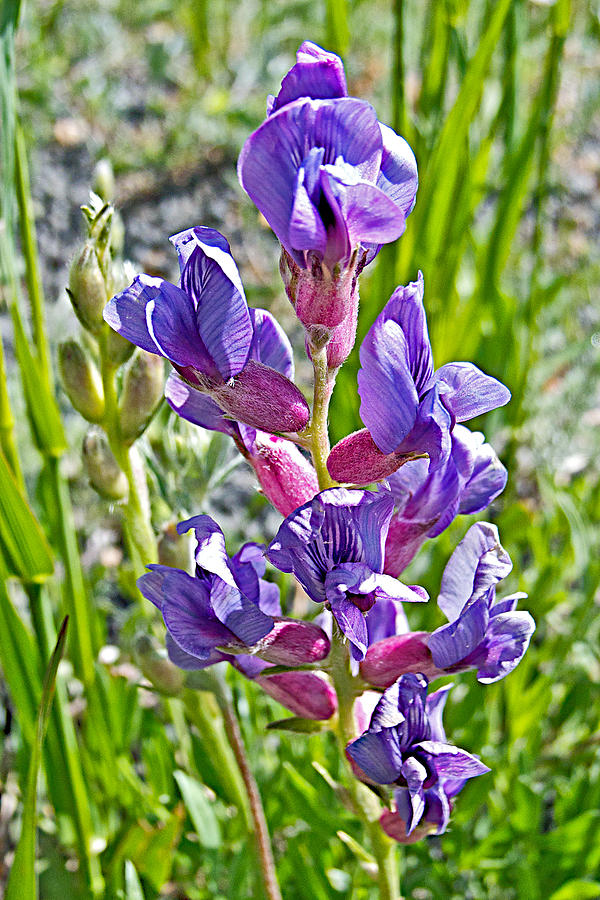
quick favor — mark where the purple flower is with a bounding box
[380,773,473,843]
[104,226,309,434]
[346,674,489,836]
[360,522,535,688]
[426,522,535,683]
[164,304,319,516]
[238,42,417,331]
[266,488,426,661]
[327,274,510,484]
[383,425,508,576]
[138,515,330,670]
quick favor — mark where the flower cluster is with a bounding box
[104,42,535,845]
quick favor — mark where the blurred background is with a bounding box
[1,0,599,897]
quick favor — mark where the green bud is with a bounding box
[82,427,128,501]
[67,242,107,334]
[105,328,135,366]
[58,340,105,423]
[92,158,115,203]
[119,350,164,444]
[134,634,185,696]
[158,522,193,572]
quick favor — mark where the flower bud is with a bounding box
[67,242,107,334]
[119,350,164,444]
[383,519,429,576]
[105,328,135,366]
[134,634,185,696]
[256,670,337,720]
[82,427,128,501]
[327,429,414,485]
[58,340,105,423]
[93,158,115,203]
[360,632,437,690]
[157,522,193,571]
[212,360,309,434]
[252,618,330,666]
[244,431,319,516]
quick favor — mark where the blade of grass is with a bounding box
[0,447,54,581]
[5,616,69,900]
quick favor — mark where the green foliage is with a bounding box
[0,0,598,898]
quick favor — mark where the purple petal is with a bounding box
[330,595,369,661]
[172,229,252,380]
[472,610,536,683]
[159,570,236,659]
[366,597,410,645]
[346,729,404,784]
[395,384,452,468]
[425,685,452,743]
[165,373,239,437]
[248,308,294,378]
[379,274,432,394]
[401,756,427,833]
[458,432,508,514]
[430,362,511,422]
[238,97,383,254]
[270,42,347,114]
[416,741,491,779]
[377,123,418,216]
[358,314,418,454]
[334,177,407,246]
[145,279,214,371]
[166,632,230,670]
[288,169,328,255]
[438,522,512,622]
[137,565,172,610]
[427,596,490,670]
[491,591,527,616]
[104,275,160,354]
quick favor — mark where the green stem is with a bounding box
[307,343,399,897]
[213,682,282,900]
[99,330,157,577]
[307,344,336,490]
[329,626,400,900]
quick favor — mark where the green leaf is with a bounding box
[0,578,40,744]
[266,717,325,733]
[549,881,600,900]
[0,448,53,582]
[5,617,68,900]
[174,770,221,849]
[124,860,145,900]
[11,303,66,457]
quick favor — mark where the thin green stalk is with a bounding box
[307,345,335,490]
[0,331,24,488]
[308,343,399,897]
[329,626,399,900]
[213,680,282,900]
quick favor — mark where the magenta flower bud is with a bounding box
[252,617,330,666]
[384,518,429,576]
[255,670,337,720]
[244,431,319,516]
[212,359,309,434]
[360,632,437,689]
[328,429,417,484]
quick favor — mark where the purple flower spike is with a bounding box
[347,675,489,836]
[427,523,535,683]
[138,514,330,669]
[329,275,510,484]
[266,489,426,661]
[104,226,309,435]
[383,425,508,576]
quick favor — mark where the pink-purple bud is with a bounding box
[256,670,337,720]
[282,249,358,330]
[380,808,434,844]
[326,299,359,369]
[359,632,438,689]
[252,617,330,666]
[327,429,415,484]
[212,360,310,434]
[245,432,319,515]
